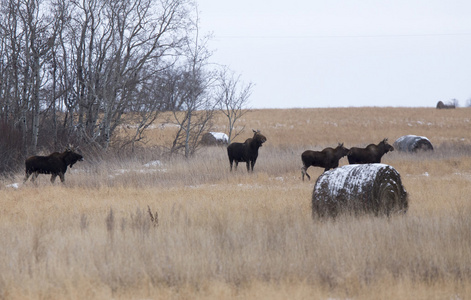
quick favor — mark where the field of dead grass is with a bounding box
[1,107,471,299]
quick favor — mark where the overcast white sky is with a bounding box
[197,0,471,108]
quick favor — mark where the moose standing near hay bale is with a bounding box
[301,143,349,181]
[24,146,84,184]
[312,164,408,218]
[393,135,434,152]
[227,130,267,172]
[347,138,394,164]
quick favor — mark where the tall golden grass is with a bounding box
[1,107,471,299]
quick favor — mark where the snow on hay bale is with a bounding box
[393,135,433,152]
[201,132,229,146]
[312,164,408,218]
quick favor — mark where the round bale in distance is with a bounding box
[201,132,229,146]
[393,135,433,152]
[312,164,408,218]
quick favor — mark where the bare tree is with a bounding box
[0,0,220,169]
[62,0,190,149]
[0,0,55,155]
[216,67,253,144]
[120,66,170,152]
[168,10,217,158]
[451,98,459,107]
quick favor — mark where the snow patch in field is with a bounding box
[144,160,162,167]
[237,183,263,189]
[159,123,181,129]
[110,161,167,178]
[6,183,19,189]
[407,121,433,127]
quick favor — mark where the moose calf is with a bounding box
[301,143,349,181]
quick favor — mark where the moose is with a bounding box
[301,143,349,181]
[24,147,84,184]
[227,130,267,172]
[347,138,394,164]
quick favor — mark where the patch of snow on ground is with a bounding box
[6,183,19,189]
[144,160,162,167]
[110,161,167,178]
[236,183,263,189]
[453,172,471,181]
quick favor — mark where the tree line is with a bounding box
[0,0,251,174]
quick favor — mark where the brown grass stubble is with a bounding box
[1,107,471,299]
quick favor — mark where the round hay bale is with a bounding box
[436,100,455,109]
[201,132,229,146]
[393,135,433,152]
[312,164,408,218]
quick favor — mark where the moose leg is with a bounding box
[59,173,65,183]
[301,166,311,181]
[229,159,235,171]
[248,160,256,172]
[23,171,32,183]
[31,172,39,183]
[50,174,57,183]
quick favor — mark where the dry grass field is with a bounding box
[1,107,471,299]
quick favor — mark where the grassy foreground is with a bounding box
[1,107,471,299]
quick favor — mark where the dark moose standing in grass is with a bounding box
[24,146,84,184]
[227,130,267,172]
[347,138,394,164]
[301,143,349,181]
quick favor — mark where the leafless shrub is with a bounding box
[106,208,115,238]
[80,214,89,231]
[147,205,159,228]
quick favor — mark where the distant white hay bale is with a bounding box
[312,164,408,218]
[201,132,229,146]
[393,135,433,152]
